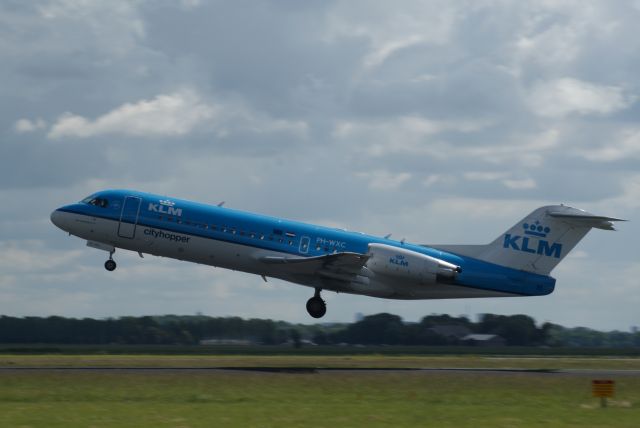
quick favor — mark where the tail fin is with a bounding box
[432,205,625,275]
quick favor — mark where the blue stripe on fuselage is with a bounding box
[61,189,556,297]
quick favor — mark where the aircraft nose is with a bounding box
[50,209,67,231]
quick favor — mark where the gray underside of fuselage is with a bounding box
[62,213,518,300]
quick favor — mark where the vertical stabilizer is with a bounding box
[433,205,624,275]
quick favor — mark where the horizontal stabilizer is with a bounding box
[548,208,626,230]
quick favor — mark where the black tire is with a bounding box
[306,296,326,318]
[104,259,117,271]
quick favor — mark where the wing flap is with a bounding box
[260,252,369,281]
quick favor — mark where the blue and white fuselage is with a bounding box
[50,190,622,318]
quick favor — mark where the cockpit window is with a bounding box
[82,196,109,208]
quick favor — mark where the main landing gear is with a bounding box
[104,250,117,271]
[306,288,326,318]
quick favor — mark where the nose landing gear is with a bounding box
[306,288,326,318]
[104,250,117,271]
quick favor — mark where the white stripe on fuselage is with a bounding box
[60,211,516,300]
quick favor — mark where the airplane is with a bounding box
[50,190,624,318]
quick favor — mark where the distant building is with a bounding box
[461,334,506,347]
[199,339,254,346]
[281,339,317,346]
[429,325,473,340]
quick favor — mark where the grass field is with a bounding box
[2,354,640,370]
[1,355,638,427]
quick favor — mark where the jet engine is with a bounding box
[366,243,461,284]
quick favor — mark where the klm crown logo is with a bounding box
[148,200,182,217]
[523,221,551,238]
[503,220,562,258]
[389,254,409,267]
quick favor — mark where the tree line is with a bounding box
[0,313,638,347]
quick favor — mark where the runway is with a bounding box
[1,366,639,376]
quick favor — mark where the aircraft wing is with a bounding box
[260,252,369,282]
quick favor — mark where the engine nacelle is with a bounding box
[366,243,461,284]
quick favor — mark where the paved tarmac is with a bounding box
[1,366,639,376]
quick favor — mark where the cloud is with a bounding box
[502,178,537,190]
[463,172,537,190]
[48,90,217,139]
[592,173,640,212]
[356,170,412,191]
[15,118,46,133]
[45,89,309,141]
[527,78,635,117]
[334,116,492,158]
[36,0,145,57]
[2,1,640,329]
[335,117,558,169]
[0,240,84,273]
[363,35,425,69]
[326,0,458,72]
[222,110,308,139]
[464,172,508,181]
[580,128,640,162]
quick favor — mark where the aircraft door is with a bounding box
[299,236,310,254]
[118,196,142,239]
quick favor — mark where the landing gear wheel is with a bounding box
[306,291,326,318]
[104,259,117,271]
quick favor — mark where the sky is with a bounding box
[1,0,639,330]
